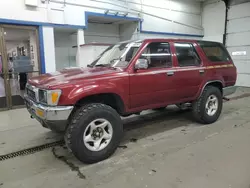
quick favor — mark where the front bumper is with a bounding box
[24,96,74,132]
[223,86,237,97]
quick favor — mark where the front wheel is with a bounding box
[192,86,222,124]
[64,103,123,164]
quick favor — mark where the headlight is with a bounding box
[38,89,61,106]
[39,90,47,104]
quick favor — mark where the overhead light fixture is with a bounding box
[118,12,128,17]
[4,32,6,35]
[104,10,128,17]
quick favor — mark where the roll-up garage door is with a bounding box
[227,2,250,87]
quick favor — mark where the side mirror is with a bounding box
[135,59,149,70]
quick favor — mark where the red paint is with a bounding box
[28,39,237,114]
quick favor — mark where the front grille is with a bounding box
[26,88,36,102]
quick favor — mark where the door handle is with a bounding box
[199,69,205,75]
[166,71,174,76]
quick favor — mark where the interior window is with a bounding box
[140,42,172,69]
[174,43,201,67]
[198,42,231,62]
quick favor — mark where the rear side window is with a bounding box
[198,42,231,62]
[174,43,201,67]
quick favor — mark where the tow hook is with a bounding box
[223,97,230,101]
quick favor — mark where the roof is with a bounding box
[140,38,223,44]
[117,38,223,45]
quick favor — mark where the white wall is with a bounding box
[202,0,226,42]
[119,22,138,41]
[85,23,120,44]
[42,27,56,73]
[0,0,203,36]
[0,0,204,73]
[140,0,202,35]
[226,2,250,87]
[54,31,77,70]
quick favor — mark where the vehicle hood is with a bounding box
[28,67,124,89]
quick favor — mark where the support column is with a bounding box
[76,29,85,67]
[42,27,56,73]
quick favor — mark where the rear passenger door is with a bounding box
[173,42,204,100]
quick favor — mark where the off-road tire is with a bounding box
[64,103,123,164]
[192,86,222,124]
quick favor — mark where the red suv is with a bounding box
[24,39,237,163]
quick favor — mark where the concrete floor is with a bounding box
[1,87,250,188]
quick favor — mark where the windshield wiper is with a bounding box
[93,64,117,70]
[87,64,93,68]
[94,64,109,67]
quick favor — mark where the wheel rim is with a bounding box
[205,94,219,116]
[83,118,113,152]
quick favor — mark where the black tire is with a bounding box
[64,103,123,164]
[192,86,222,124]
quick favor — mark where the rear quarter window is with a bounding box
[198,42,231,62]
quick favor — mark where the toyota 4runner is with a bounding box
[24,39,237,163]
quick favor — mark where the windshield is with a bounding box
[90,42,142,68]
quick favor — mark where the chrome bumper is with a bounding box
[24,96,73,121]
[223,86,237,97]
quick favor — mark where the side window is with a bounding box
[140,42,172,69]
[124,47,139,62]
[174,43,201,67]
[198,42,231,62]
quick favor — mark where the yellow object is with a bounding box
[36,109,45,118]
[51,91,59,104]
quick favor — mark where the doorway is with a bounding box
[0,25,40,110]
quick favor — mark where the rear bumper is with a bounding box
[24,96,74,132]
[223,86,237,97]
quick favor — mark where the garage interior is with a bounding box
[54,15,139,70]
[1,0,250,187]
[0,26,39,109]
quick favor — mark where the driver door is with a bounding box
[129,42,176,109]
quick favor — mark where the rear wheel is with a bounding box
[64,103,123,164]
[192,86,222,124]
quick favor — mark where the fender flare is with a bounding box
[197,80,224,98]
